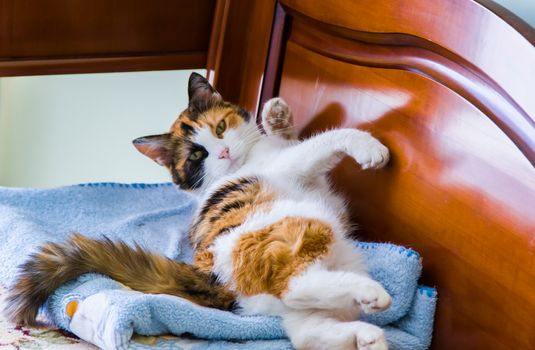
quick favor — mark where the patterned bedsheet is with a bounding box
[0,288,213,350]
[0,288,96,349]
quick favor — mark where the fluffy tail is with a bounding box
[4,233,236,325]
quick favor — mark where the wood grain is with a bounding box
[0,0,215,75]
[287,18,535,167]
[206,0,231,84]
[209,0,277,112]
[280,42,535,349]
[258,2,291,119]
[0,53,206,77]
[281,0,535,119]
[241,1,535,349]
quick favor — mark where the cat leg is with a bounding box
[273,128,389,179]
[282,264,391,315]
[283,310,388,350]
[261,97,296,139]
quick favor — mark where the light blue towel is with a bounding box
[0,183,196,287]
[0,183,437,350]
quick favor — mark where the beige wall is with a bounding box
[0,70,203,188]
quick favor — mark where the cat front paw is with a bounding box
[352,139,390,170]
[354,281,392,314]
[365,141,389,170]
[261,97,295,139]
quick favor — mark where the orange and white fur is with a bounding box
[8,73,392,350]
[178,74,392,350]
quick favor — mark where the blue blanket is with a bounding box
[0,183,437,350]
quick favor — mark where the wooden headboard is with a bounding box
[1,0,533,348]
[0,0,216,76]
[272,1,535,349]
[213,0,535,349]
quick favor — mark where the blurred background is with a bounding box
[497,0,535,26]
[0,69,203,187]
[0,0,532,189]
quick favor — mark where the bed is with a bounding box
[1,0,534,349]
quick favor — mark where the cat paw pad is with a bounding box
[261,97,294,139]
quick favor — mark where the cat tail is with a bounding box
[4,233,236,325]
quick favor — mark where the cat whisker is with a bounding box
[240,132,263,145]
[236,129,263,149]
[191,170,210,190]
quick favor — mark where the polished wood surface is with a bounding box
[281,0,535,118]
[288,19,535,167]
[281,42,535,350]
[206,0,230,85]
[259,2,290,115]
[0,0,215,76]
[209,0,276,112]
[222,0,535,349]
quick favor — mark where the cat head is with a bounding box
[133,73,260,191]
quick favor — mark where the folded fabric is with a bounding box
[0,183,196,287]
[0,183,437,350]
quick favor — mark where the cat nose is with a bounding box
[219,147,230,159]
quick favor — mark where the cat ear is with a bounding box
[188,72,222,113]
[132,134,173,167]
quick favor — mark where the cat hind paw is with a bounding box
[355,282,392,314]
[356,326,388,350]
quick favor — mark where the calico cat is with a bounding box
[6,73,392,350]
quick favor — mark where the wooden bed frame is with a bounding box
[1,0,534,348]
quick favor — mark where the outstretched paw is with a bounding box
[261,97,295,139]
[351,138,390,170]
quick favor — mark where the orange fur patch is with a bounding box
[191,177,274,272]
[169,106,245,139]
[232,217,334,297]
[202,107,245,138]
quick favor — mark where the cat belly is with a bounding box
[208,197,357,299]
[209,214,336,295]
[237,294,288,315]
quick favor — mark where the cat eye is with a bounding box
[216,120,227,137]
[189,150,204,161]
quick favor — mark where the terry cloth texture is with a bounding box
[0,183,437,350]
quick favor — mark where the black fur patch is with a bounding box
[169,142,209,190]
[188,73,222,114]
[236,107,251,122]
[180,122,195,137]
[220,200,246,214]
[198,177,258,218]
[182,144,208,189]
